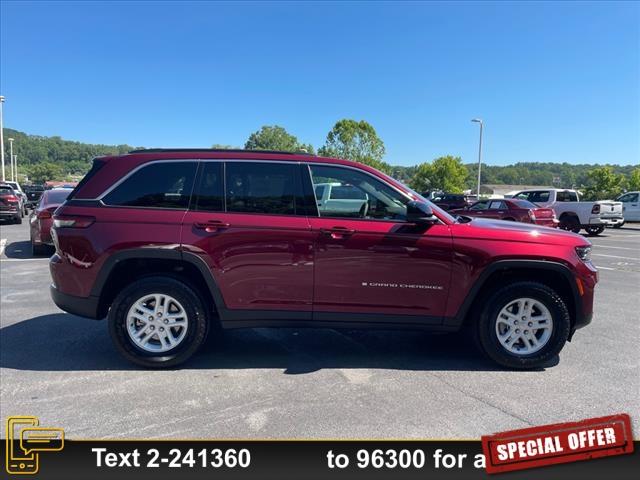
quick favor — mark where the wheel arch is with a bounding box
[450,260,582,334]
[92,249,227,320]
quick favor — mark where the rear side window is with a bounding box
[225,162,302,215]
[488,200,506,209]
[103,162,197,209]
[556,191,577,202]
[67,159,106,200]
[193,162,224,212]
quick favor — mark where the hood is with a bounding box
[453,217,588,246]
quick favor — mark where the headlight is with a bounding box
[575,246,592,262]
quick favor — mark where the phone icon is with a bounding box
[6,416,39,475]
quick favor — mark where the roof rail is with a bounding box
[128,148,313,156]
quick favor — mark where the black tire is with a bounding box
[503,217,516,221]
[585,226,605,236]
[473,281,571,369]
[108,276,209,368]
[13,213,22,224]
[559,215,580,233]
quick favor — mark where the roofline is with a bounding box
[128,148,313,156]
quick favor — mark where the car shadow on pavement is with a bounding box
[4,240,39,259]
[0,313,558,373]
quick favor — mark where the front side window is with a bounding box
[619,193,638,203]
[309,165,409,220]
[225,161,301,215]
[103,161,197,209]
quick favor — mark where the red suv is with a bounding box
[50,149,597,369]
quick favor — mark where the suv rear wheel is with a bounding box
[108,276,209,368]
[474,281,570,369]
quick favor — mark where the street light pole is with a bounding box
[0,96,5,182]
[8,137,14,181]
[13,154,18,182]
[471,118,483,200]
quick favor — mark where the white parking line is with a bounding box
[0,238,6,257]
[593,245,640,251]
[0,258,50,263]
[592,253,640,261]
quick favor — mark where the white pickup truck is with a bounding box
[512,188,623,236]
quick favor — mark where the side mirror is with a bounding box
[406,201,438,226]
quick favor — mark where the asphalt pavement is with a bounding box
[1,219,638,439]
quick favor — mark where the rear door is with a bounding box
[305,163,453,322]
[485,200,507,219]
[181,160,314,318]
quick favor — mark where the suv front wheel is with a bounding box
[475,281,570,369]
[108,276,209,368]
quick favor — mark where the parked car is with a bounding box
[615,191,640,225]
[432,193,472,211]
[512,189,623,235]
[29,188,73,255]
[450,199,559,227]
[4,181,28,216]
[50,149,597,369]
[24,184,45,208]
[0,184,22,223]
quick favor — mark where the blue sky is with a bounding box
[1,1,638,166]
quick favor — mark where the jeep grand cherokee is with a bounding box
[49,149,597,369]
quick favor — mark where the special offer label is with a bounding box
[482,413,633,474]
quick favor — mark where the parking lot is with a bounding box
[1,219,638,439]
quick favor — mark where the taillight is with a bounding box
[4,195,18,203]
[591,204,600,214]
[37,210,52,219]
[53,215,95,228]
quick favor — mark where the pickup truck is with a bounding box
[512,188,623,235]
[314,182,369,217]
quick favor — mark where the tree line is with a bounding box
[3,124,639,199]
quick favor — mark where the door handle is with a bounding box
[320,227,356,239]
[194,220,230,233]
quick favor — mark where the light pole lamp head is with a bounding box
[471,118,483,124]
[8,138,14,142]
[0,96,4,102]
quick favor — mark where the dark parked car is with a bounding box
[432,193,472,211]
[0,184,22,223]
[50,149,597,369]
[30,188,73,255]
[450,199,559,227]
[24,184,45,208]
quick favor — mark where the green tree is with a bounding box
[583,166,625,200]
[627,168,640,191]
[411,156,468,193]
[25,162,64,183]
[318,119,389,172]
[244,125,314,153]
[211,144,239,150]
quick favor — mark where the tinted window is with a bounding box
[226,162,301,215]
[103,162,197,209]
[43,189,72,205]
[618,193,638,203]
[0,186,13,194]
[556,191,577,202]
[314,185,325,199]
[470,201,488,210]
[193,162,224,212]
[309,165,408,220]
[330,185,367,200]
[516,191,550,203]
[512,199,537,209]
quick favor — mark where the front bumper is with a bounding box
[50,284,102,320]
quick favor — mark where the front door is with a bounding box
[306,164,453,323]
[181,160,314,320]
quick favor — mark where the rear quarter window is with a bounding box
[103,161,197,209]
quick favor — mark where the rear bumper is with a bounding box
[0,209,19,217]
[589,216,624,226]
[50,284,102,320]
